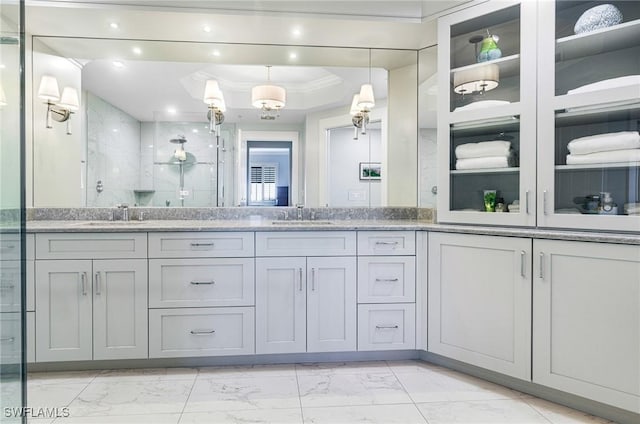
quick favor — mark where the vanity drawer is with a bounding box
[148,232,254,258]
[0,234,34,261]
[256,231,356,257]
[357,231,415,256]
[358,304,415,351]
[149,307,254,358]
[149,258,254,308]
[35,233,147,259]
[357,256,415,303]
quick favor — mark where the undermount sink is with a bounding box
[271,220,333,225]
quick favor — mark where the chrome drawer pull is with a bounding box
[311,268,316,291]
[0,284,15,290]
[81,272,88,296]
[375,278,399,282]
[190,242,215,248]
[0,245,16,251]
[539,252,545,280]
[375,325,399,330]
[190,280,216,285]
[375,241,398,246]
[1,337,15,342]
[520,251,526,278]
[190,330,216,335]
[95,272,101,296]
[299,268,303,291]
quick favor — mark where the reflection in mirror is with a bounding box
[30,37,419,208]
[418,45,438,208]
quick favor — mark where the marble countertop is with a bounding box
[25,219,640,245]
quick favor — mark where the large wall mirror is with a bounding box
[30,37,419,208]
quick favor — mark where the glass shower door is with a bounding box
[0,0,25,422]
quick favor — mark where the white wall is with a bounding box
[30,40,83,207]
[329,127,382,207]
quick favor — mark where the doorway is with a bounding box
[246,141,292,206]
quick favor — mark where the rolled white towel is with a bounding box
[566,149,640,165]
[567,131,640,155]
[455,140,512,159]
[456,155,515,170]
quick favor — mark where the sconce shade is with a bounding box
[58,87,79,111]
[251,84,286,109]
[357,84,375,109]
[203,80,225,108]
[0,85,6,106]
[38,75,60,102]
[453,64,499,94]
[350,94,360,115]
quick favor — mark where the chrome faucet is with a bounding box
[117,204,129,221]
[296,204,304,220]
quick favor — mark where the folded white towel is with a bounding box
[455,141,512,159]
[568,131,640,155]
[454,100,511,112]
[456,155,515,170]
[567,75,640,95]
[566,149,640,165]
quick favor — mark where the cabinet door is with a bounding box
[35,260,93,362]
[307,257,357,352]
[428,233,531,380]
[255,257,306,354]
[533,240,640,413]
[93,259,148,360]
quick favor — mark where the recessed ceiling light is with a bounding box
[112,61,125,68]
[203,25,212,33]
[112,128,119,133]
[212,50,221,57]
[289,52,298,60]
[167,107,177,115]
[0,64,5,69]
[192,129,199,133]
[132,47,142,55]
[109,22,119,29]
[209,144,214,148]
[148,144,154,148]
[292,27,302,37]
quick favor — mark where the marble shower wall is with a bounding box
[86,92,141,207]
[419,128,437,208]
[141,122,219,207]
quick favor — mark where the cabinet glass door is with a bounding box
[538,1,640,231]
[0,0,25,422]
[438,0,536,226]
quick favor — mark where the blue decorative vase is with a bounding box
[574,4,623,34]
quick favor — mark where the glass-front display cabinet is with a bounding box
[437,0,537,226]
[537,1,640,232]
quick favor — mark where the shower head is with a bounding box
[169,136,187,144]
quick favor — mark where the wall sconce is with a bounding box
[38,75,79,135]
[453,64,499,96]
[350,49,376,140]
[203,79,225,134]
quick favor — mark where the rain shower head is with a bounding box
[170,136,187,144]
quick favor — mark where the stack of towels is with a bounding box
[507,200,520,213]
[566,131,640,165]
[455,140,516,170]
[624,203,640,216]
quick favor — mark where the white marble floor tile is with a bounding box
[525,398,615,424]
[197,363,296,379]
[28,370,100,385]
[302,403,427,424]
[179,409,303,424]
[26,419,55,424]
[396,366,523,403]
[295,361,391,376]
[298,372,412,408]
[94,367,198,383]
[417,399,551,423]
[67,380,192,417]
[387,359,451,375]
[53,413,181,423]
[27,383,88,409]
[183,375,300,413]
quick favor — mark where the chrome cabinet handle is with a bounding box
[311,268,316,291]
[375,241,398,246]
[525,190,530,215]
[190,242,214,248]
[375,325,399,330]
[539,252,544,279]
[0,245,15,251]
[0,284,15,290]
[0,337,15,343]
[299,268,303,292]
[375,278,399,282]
[81,272,88,296]
[95,271,101,295]
[520,251,526,278]
[543,190,548,215]
[190,280,215,285]
[190,329,215,335]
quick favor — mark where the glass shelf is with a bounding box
[451,167,519,175]
[450,54,520,79]
[556,19,640,61]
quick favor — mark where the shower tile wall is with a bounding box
[141,122,218,207]
[86,92,141,207]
